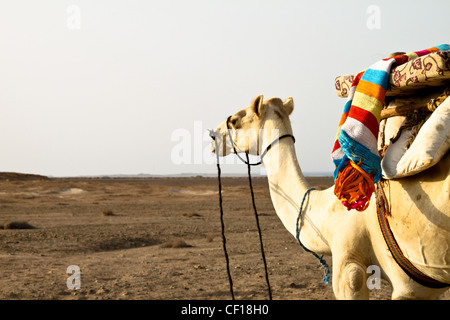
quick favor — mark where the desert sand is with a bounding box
[0,173,448,301]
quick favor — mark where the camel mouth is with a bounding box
[209,140,216,154]
[208,129,217,154]
[209,128,227,155]
[209,122,233,156]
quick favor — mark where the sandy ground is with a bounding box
[0,173,448,301]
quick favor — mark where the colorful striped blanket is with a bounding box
[331,44,450,211]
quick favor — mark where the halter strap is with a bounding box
[226,115,295,166]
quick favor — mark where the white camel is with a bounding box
[210,95,450,300]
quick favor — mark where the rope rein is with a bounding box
[212,135,235,299]
[245,153,272,300]
[295,187,330,285]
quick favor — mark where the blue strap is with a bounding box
[295,187,331,285]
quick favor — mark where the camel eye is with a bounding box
[230,118,238,126]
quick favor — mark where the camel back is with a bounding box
[335,50,450,179]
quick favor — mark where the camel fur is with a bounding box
[210,95,450,300]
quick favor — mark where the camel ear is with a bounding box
[283,97,294,115]
[251,95,265,117]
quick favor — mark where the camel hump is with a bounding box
[384,150,450,285]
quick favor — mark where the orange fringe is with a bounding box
[334,161,375,212]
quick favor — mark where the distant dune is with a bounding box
[0,172,49,181]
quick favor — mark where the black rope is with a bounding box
[212,132,235,300]
[246,153,273,300]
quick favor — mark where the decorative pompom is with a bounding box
[334,161,375,212]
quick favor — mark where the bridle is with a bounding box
[224,115,296,166]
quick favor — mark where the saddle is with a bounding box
[335,50,450,180]
[379,89,450,179]
[335,49,450,288]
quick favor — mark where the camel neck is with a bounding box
[261,135,330,254]
[262,136,312,235]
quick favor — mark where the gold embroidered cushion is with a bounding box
[335,50,450,98]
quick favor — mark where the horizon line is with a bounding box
[0,171,334,179]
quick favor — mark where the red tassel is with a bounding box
[334,161,375,211]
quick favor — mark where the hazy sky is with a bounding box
[1,0,449,177]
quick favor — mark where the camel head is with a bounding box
[210,95,294,157]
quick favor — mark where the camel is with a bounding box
[210,95,450,300]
